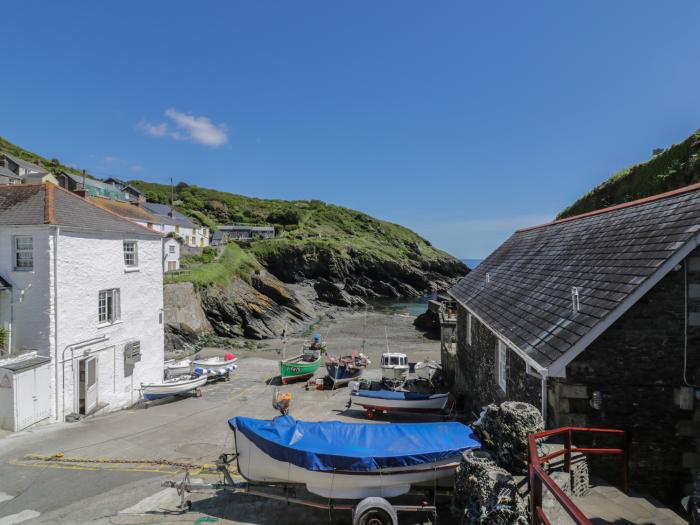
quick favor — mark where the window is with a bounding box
[496,340,507,392]
[14,236,33,270]
[167,261,177,272]
[466,313,472,345]
[99,289,120,324]
[390,356,399,365]
[176,225,180,234]
[169,245,175,254]
[123,241,138,267]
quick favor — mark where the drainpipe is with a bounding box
[541,372,548,427]
[53,226,60,420]
[56,335,109,422]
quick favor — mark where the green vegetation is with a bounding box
[131,180,448,267]
[0,326,7,351]
[166,243,261,286]
[559,129,700,218]
[0,136,86,177]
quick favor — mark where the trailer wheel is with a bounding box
[353,497,398,525]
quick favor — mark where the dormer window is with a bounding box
[123,241,138,267]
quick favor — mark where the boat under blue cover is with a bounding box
[229,415,480,472]
[352,389,449,400]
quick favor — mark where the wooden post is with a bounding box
[564,429,572,473]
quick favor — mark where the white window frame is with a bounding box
[466,312,472,346]
[123,240,138,268]
[13,235,33,271]
[496,340,507,392]
[98,289,121,324]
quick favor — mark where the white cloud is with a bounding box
[138,109,228,147]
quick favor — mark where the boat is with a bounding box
[191,353,238,369]
[325,353,370,388]
[414,359,442,383]
[350,388,451,416]
[380,352,409,390]
[141,374,208,401]
[164,359,192,378]
[279,334,325,384]
[194,363,237,380]
[228,415,480,499]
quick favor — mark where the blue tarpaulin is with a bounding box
[229,415,480,472]
[351,389,449,401]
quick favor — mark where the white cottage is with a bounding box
[0,183,165,429]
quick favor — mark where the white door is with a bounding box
[79,357,98,415]
[33,365,50,422]
[15,371,35,430]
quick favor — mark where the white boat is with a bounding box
[191,354,238,368]
[414,359,441,383]
[350,389,451,415]
[229,415,480,499]
[380,352,409,390]
[164,359,192,378]
[141,374,207,401]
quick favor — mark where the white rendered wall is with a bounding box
[54,230,164,420]
[163,238,180,271]
[0,226,53,357]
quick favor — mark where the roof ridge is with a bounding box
[518,181,700,232]
[49,183,162,236]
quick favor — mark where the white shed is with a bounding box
[0,353,51,432]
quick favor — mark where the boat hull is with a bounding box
[233,429,458,499]
[351,392,450,414]
[279,356,322,384]
[325,362,363,387]
[141,375,207,400]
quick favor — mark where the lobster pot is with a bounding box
[475,401,544,474]
[452,449,527,524]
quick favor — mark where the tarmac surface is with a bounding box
[0,311,447,525]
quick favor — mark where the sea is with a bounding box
[369,259,482,316]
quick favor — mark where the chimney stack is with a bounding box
[74,189,89,199]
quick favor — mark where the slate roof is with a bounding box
[0,184,161,236]
[0,167,21,180]
[0,275,11,289]
[90,197,161,223]
[142,202,198,228]
[1,153,46,174]
[449,182,700,373]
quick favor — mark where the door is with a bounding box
[15,371,34,430]
[79,357,98,415]
[33,365,50,422]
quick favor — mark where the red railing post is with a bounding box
[531,465,543,525]
[564,429,572,473]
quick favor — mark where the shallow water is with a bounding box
[368,295,433,316]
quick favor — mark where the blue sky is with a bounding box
[2,1,700,258]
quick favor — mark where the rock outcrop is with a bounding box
[201,272,314,340]
[258,245,468,303]
[163,282,212,353]
[313,278,366,307]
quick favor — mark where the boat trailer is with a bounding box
[162,453,446,525]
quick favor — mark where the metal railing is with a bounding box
[528,426,629,525]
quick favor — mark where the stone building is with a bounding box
[445,183,700,504]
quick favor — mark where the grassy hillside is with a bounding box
[559,129,700,218]
[131,180,451,266]
[0,136,85,177]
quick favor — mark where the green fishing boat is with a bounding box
[279,333,325,384]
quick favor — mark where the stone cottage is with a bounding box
[446,182,700,503]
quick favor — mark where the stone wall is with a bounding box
[550,254,700,503]
[453,303,541,419]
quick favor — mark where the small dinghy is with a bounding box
[164,359,192,378]
[325,353,370,388]
[141,374,207,401]
[350,388,451,417]
[414,359,442,383]
[229,415,480,499]
[191,353,238,368]
[194,363,237,380]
